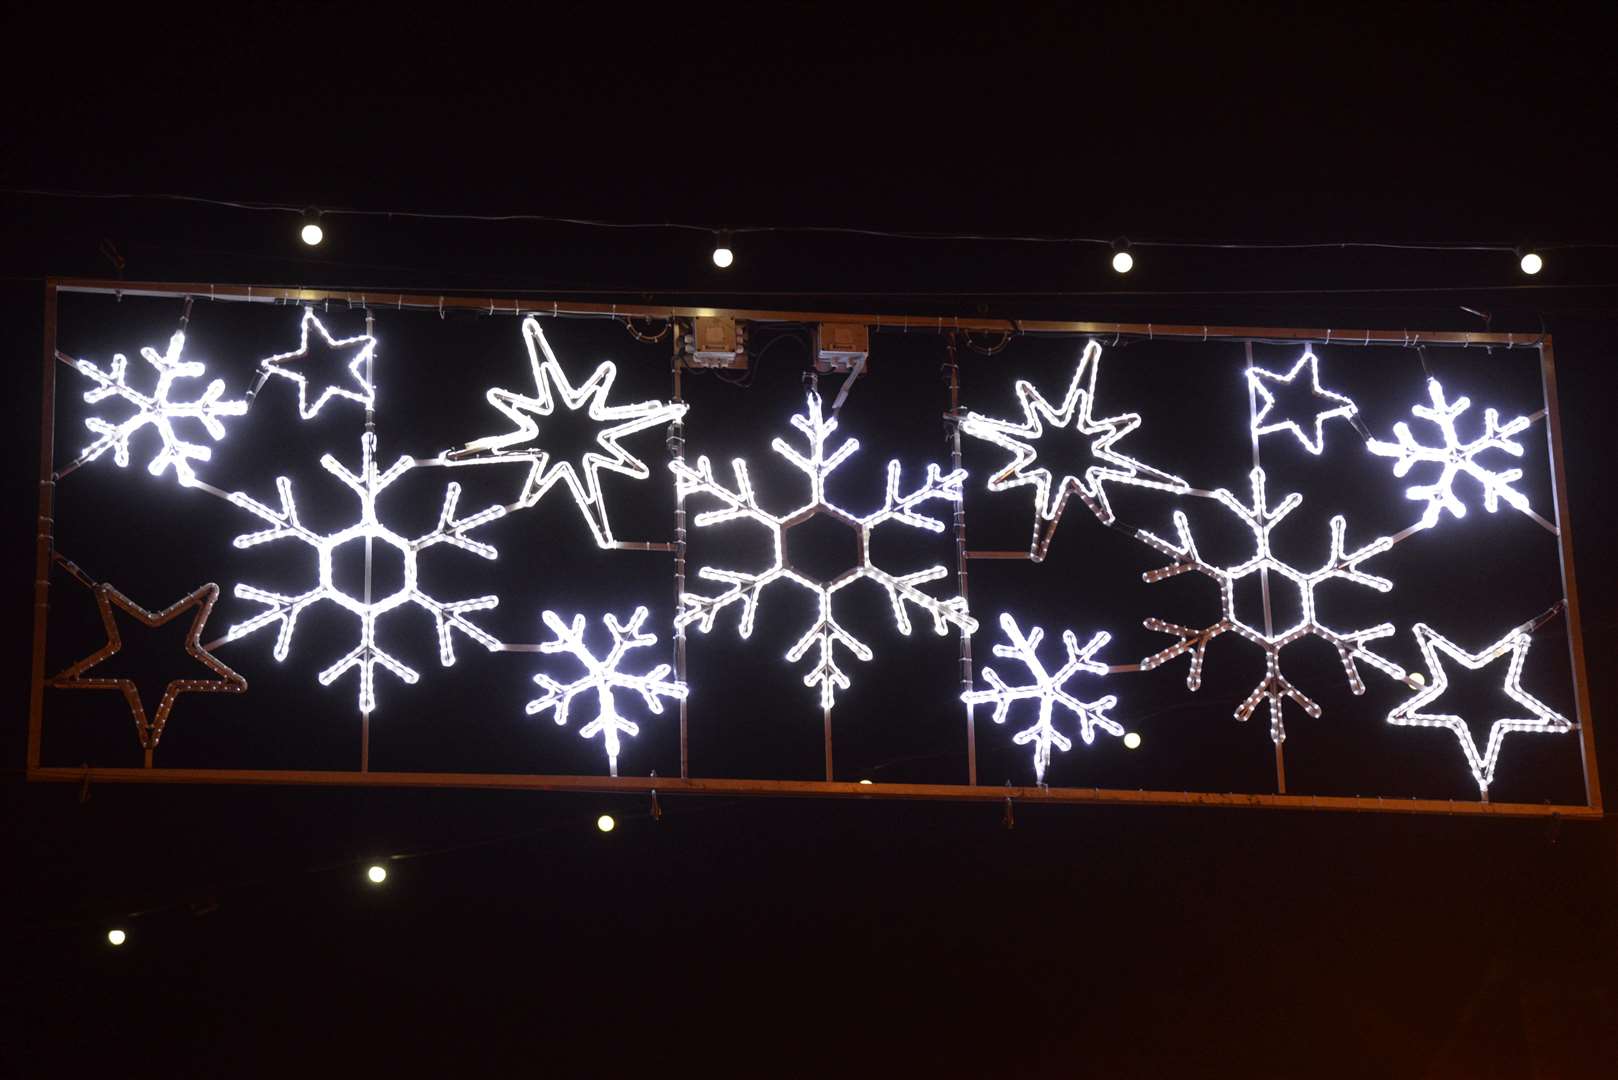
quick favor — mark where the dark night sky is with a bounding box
[4,5,1617,1077]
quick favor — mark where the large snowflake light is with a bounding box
[963,613,1121,784]
[959,339,1188,533]
[225,433,507,713]
[672,391,977,709]
[1247,349,1358,456]
[446,316,687,547]
[1137,467,1405,742]
[526,606,688,776]
[69,331,247,487]
[258,308,377,419]
[1387,622,1571,798]
[1366,377,1534,530]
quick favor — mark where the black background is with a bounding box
[3,4,1616,1077]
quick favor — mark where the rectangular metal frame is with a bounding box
[27,278,1603,818]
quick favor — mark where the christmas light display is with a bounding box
[1366,377,1535,530]
[50,582,246,750]
[1386,622,1571,798]
[446,316,687,547]
[225,433,507,714]
[958,339,1188,532]
[962,613,1122,784]
[672,391,977,709]
[525,606,688,776]
[1247,349,1358,455]
[69,331,247,487]
[1137,467,1406,742]
[257,308,377,419]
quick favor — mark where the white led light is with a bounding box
[1111,250,1134,274]
[672,391,977,709]
[526,606,688,777]
[959,340,1189,535]
[366,864,387,884]
[858,778,874,785]
[1247,349,1358,456]
[71,331,247,487]
[712,244,734,269]
[1122,732,1141,750]
[445,317,687,548]
[1387,622,1571,798]
[300,222,324,247]
[596,814,616,833]
[1519,251,1542,275]
[258,308,376,420]
[1138,467,1405,743]
[226,433,506,714]
[963,613,1121,784]
[107,928,127,946]
[1366,378,1534,531]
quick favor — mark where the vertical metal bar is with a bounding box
[28,282,60,772]
[823,704,834,782]
[671,332,689,780]
[360,308,376,772]
[945,334,977,785]
[1538,340,1602,810]
[1243,341,1285,793]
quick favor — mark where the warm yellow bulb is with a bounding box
[1111,250,1134,274]
[858,778,873,785]
[300,222,324,247]
[1123,732,1142,750]
[1519,251,1542,275]
[366,864,387,884]
[107,928,127,946]
[596,814,616,833]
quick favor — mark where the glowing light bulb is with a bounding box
[596,814,616,833]
[1111,249,1134,274]
[858,778,873,785]
[711,236,734,269]
[107,928,127,946]
[300,222,324,247]
[1123,732,1142,750]
[366,864,387,884]
[1518,251,1542,275]
[1409,671,1426,687]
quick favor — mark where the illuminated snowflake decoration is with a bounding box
[959,339,1188,533]
[962,613,1121,784]
[444,316,688,547]
[1247,349,1358,455]
[70,331,247,487]
[1387,622,1571,798]
[526,606,688,777]
[1137,467,1406,743]
[672,391,977,709]
[258,308,377,419]
[225,433,507,714]
[1367,377,1534,530]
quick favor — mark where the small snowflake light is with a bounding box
[258,308,377,419]
[1137,467,1406,743]
[959,339,1188,534]
[226,433,507,714]
[1247,349,1358,456]
[446,316,688,547]
[1366,377,1535,530]
[526,606,687,776]
[69,331,247,487]
[672,391,977,709]
[963,613,1122,784]
[1387,622,1571,798]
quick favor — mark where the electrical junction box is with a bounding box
[815,323,869,373]
[680,316,747,369]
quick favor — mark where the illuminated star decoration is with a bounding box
[258,307,377,419]
[50,582,246,752]
[1387,622,1571,798]
[70,331,247,487]
[1247,349,1358,455]
[962,613,1121,784]
[959,339,1188,536]
[672,391,977,709]
[445,316,688,547]
[226,433,507,714]
[526,606,688,777]
[1137,467,1406,743]
[1366,377,1535,530]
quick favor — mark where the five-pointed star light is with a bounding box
[1387,622,1572,798]
[49,582,246,752]
[258,308,377,419]
[1247,349,1359,456]
[449,316,688,547]
[958,339,1187,533]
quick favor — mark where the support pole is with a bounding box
[945,334,977,785]
[1244,341,1285,793]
